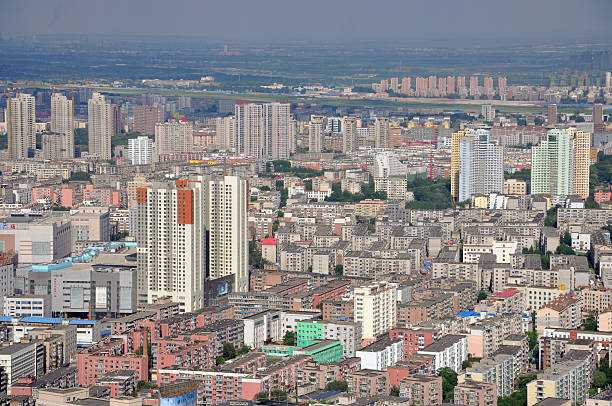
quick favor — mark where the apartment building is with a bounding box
[418,334,468,373]
[356,337,403,371]
[354,281,397,344]
[536,294,582,332]
[454,380,497,406]
[399,375,443,406]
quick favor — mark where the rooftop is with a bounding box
[358,337,402,353]
[419,334,466,353]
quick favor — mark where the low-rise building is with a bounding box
[454,380,498,406]
[417,334,468,373]
[536,294,582,332]
[399,374,442,406]
[356,337,403,371]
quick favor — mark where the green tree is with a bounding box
[439,367,458,402]
[223,343,237,360]
[594,370,607,387]
[585,196,600,209]
[215,356,225,365]
[555,244,575,255]
[68,171,91,182]
[390,385,400,397]
[334,265,344,276]
[270,389,287,402]
[325,380,349,392]
[477,290,488,302]
[254,391,268,403]
[238,346,250,355]
[544,205,559,227]
[283,331,296,346]
[584,311,597,331]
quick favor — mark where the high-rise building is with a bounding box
[498,76,508,91]
[342,117,358,154]
[135,178,207,312]
[447,76,456,94]
[450,130,464,201]
[354,281,397,343]
[7,93,35,160]
[374,118,390,149]
[531,129,574,196]
[110,103,121,136]
[235,102,263,157]
[415,77,428,96]
[50,93,74,158]
[390,77,399,93]
[457,129,504,202]
[593,103,604,133]
[483,77,494,95]
[438,77,447,96]
[215,116,236,150]
[88,93,113,159]
[547,104,558,126]
[457,76,466,91]
[401,77,411,94]
[206,175,249,293]
[128,136,154,165]
[289,118,297,155]
[606,72,611,89]
[482,104,495,121]
[134,106,163,136]
[308,115,325,153]
[428,76,437,92]
[469,76,479,96]
[571,129,590,199]
[154,119,194,156]
[263,103,291,159]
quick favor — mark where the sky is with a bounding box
[2,0,612,44]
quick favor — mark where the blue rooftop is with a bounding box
[69,320,96,325]
[0,316,13,322]
[456,311,479,317]
[20,317,62,324]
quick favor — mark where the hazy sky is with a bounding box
[2,0,611,44]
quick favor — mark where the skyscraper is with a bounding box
[450,130,464,201]
[154,119,194,156]
[51,93,74,159]
[572,129,590,199]
[234,102,263,157]
[593,103,604,133]
[135,178,207,311]
[482,104,495,121]
[342,116,357,154]
[88,93,113,159]
[390,77,399,93]
[134,105,164,136]
[469,76,479,96]
[401,77,411,94]
[531,129,573,196]
[374,118,390,148]
[215,116,236,150]
[128,136,154,165]
[206,175,249,293]
[263,103,291,159]
[547,104,558,126]
[457,129,504,202]
[7,93,35,160]
[308,115,325,153]
[447,76,456,94]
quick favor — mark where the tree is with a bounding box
[544,205,559,227]
[555,244,575,255]
[238,346,250,355]
[334,265,344,276]
[477,290,488,302]
[439,367,458,402]
[215,356,225,365]
[584,311,597,331]
[260,186,270,191]
[594,370,607,387]
[390,385,400,397]
[270,389,287,402]
[68,171,91,182]
[283,331,296,346]
[585,196,600,209]
[223,342,237,360]
[254,391,268,403]
[326,380,349,391]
